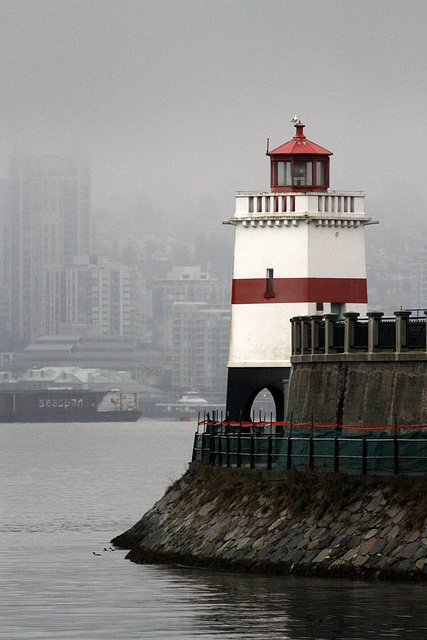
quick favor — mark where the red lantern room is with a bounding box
[267,121,332,193]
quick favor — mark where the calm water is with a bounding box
[1,419,426,639]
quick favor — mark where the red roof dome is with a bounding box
[268,122,332,157]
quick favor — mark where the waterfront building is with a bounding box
[10,334,148,379]
[225,120,372,420]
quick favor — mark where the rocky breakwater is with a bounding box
[112,465,427,581]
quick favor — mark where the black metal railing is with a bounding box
[292,312,427,356]
[192,431,427,476]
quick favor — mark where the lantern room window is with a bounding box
[273,157,329,190]
[294,161,312,186]
[316,160,326,186]
[277,161,292,186]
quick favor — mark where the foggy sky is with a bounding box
[1,0,426,230]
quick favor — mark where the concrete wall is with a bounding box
[287,360,427,427]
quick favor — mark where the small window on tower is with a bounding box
[316,302,324,312]
[264,268,275,298]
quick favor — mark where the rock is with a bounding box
[393,510,406,525]
[400,541,422,560]
[368,539,387,556]
[252,536,265,550]
[405,530,420,543]
[313,548,330,563]
[353,554,368,567]
[307,539,320,551]
[359,537,377,555]
[363,528,378,540]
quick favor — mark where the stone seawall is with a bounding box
[287,360,427,427]
[112,465,427,581]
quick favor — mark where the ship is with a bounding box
[154,390,225,421]
[0,367,142,422]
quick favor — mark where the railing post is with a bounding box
[310,315,322,354]
[344,311,359,353]
[287,435,292,470]
[394,434,399,475]
[309,434,314,470]
[367,311,384,353]
[291,316,302,355]
[395,310,411,353]
[394,413,399,475]
[324,313,338,354]
[226,432,230,468]
[334,436,339,473]
[209,434,215,466]
[362,438,367,475]
[237,433,241,468]
[301,316,310,354]
[201,433,206,463]
[218,433,222,467]
[250,436,255,469]
[191,432,198,463]
[267,435,272,471]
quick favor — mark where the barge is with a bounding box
[0,389,142,422]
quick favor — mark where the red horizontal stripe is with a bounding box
[232,277,367,304]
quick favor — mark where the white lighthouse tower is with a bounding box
[225,120,371,421]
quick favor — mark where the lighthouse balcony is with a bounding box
[233,191,365,219]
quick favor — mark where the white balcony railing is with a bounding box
[234,191,365,218]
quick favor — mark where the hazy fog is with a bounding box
[1,0,425,236]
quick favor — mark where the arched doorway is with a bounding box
[249,388,276,422]
[225,366,288,422]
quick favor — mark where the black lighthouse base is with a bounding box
[225,366,290,422]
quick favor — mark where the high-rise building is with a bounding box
[44,256,147,338]
[411,246,427,311]
[4,152,90,345]
[152,266,220,349]
[171,302,230,398]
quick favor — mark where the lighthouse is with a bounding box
[225,120,371,421]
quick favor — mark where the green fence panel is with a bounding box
[272,437,288,468]
[253,437,269,468]
[289,437,311,468]
[192,429,427,475]
[312,438,336,472]
[398,438,427,474]
[239,436,253,468]
[366,438,395,474]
